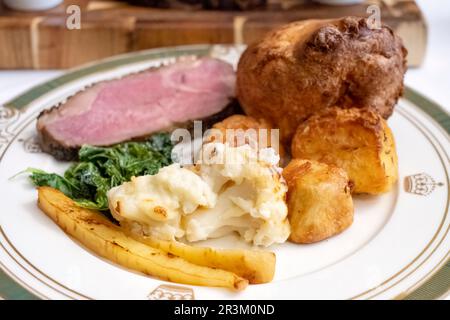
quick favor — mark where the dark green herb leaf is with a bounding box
[27,133,173,211]
[26,168,80,198]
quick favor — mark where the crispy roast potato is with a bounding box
[237,17,407,142]
[129,235,275,284]
[205,114,285,157]
[283,159,354,244]
[37,187,248,290]
[291,107,398,194]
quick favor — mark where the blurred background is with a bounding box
[0,0,448,113]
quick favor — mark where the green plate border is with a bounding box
[0,270,38,300]
[402,88,450,300]
[0,45,449,300]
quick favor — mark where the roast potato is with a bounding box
[291,107,398,194]
[37,187,248,290]
[237,16,407,142]
[205,114,285,157]
[282,159,354,244]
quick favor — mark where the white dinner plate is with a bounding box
[0,45,448,300]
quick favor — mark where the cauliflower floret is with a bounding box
[187,143,290,246]
[108,143,290,247]
[108,163,216,241]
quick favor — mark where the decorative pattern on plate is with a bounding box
[0,107,21,150]
[0,107,18,125]
[404,173,444,196]
[148,285,195,300]
[19,135,42,154]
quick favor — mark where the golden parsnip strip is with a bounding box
[37,187,247,291]
[128,233,276,284]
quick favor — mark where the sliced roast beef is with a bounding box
[37,58,237,160]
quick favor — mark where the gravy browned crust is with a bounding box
[236,16,407,142]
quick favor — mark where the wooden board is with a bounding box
[0,0,427,69]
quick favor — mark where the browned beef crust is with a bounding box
[37,99,243,161]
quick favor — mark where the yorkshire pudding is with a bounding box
[236,16,407,142]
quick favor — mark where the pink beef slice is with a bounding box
[37,58,237,160]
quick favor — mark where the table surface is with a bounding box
[0,0,448,300]
[0,1,449,113]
